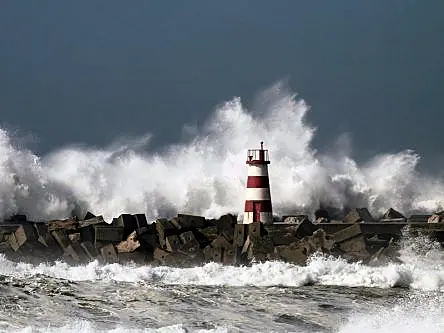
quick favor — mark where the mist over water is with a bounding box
[1,82,443,221]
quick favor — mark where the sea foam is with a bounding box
[337,292,444,333]
[1,239,443,291]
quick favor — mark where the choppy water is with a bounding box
[0,236,443,333]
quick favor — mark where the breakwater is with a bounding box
[1,208,443,267]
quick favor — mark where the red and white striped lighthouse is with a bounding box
[243,142,273,224]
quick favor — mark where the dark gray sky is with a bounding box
[1,1,443,170]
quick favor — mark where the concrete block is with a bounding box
[234,246,245,265]
[274,242,308,265]
[14,224,36,248]
[368,238,400,265]
[203,245,214,262]
[69,233,81,243]
[282,215,308,223]
[138,232,158,252]
[339,236,368,253]
[34,223,56,247]
[116,231,140,253]
[79,225,94,243]
[247,235,274,262]
[0,242,11,252]
[408,215,431,223]
[7,233,20,251]
[293,219,317,239]
[94,225,124,244]
[211,247,223,262]
[113,214,139,238]
[216,214,236,242]
[195,226,218,246]
[83,211,96,220]
[315,209,330,221]
[165,235,181,252]
[343,208,374,223]
[171,214,206,230]
[79,215,105,227]
[100,244,118,263]
[119,252,147,265]
[333,224,363,243]
[269,232,300,246]
[248,222,263,240]
[178,231,205,263]
[78,216,106,243]
[153,247,171,263]
[382,208,405,220]
[155,219,178,248]
[179,231,199,246]
[233,224,246,247]
[0,224,21,234]
[222,246,236,265]
[315,217,329,224]
[178,240,201,256]
[211,234,232,249]
[176,238,205,265]
[136,221,156,237]
[51,229,70,249]
[273,229,336,265]
[241,235,251,255]
[64,244,81,263]
[48,218,78,231]
[80,241,98,260]
[309,229,335,251]
[8,214,27,222]
[134,214,148,229]
[209,235,235,264]
[428,212,444,224]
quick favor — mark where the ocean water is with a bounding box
[0,235,442,333]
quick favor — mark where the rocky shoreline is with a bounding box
[1,208,443,267]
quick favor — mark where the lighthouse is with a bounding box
[243,142,273,224]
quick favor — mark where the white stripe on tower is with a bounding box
[246,165,269,176]
[245,188,271,200]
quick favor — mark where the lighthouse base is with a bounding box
[242,212,273,224]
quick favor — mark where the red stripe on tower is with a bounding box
[246,176,270,188]
[244,200,272,212]
[242,142,273,224]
